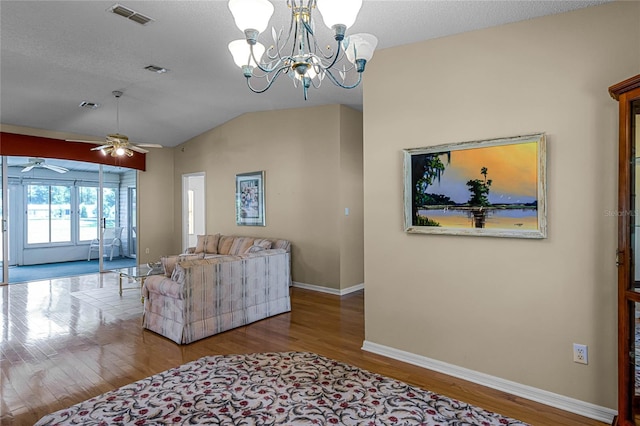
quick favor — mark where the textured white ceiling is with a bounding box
[1,0,610,148]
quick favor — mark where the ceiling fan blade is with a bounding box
[129,145,149,154]
[66,138,104,143]
[90,145,111,151]
[43,164,69,173]
[136,143,163,148]
[21,165,35,172]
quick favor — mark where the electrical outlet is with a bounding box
[573,343,588,364]
[145,248,150,254]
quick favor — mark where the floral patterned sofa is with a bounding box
[142,234,291,344]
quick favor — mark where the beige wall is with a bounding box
[339,106,364,289]
[363,1,639,409]
[1,107,365,290]
[173,104,364,290]
[137,147,175,264]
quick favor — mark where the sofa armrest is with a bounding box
[142,275,184,300]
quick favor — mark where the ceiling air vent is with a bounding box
[107,4,154,26]
[145,65,168,74]
[79,101,100,110]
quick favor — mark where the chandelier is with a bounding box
[227,0,377,100]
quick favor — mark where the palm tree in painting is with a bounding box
[466,167,493,227]
[412,152,450,226]
[466,167,492,207]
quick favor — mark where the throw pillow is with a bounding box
[245,245,265,254]
[217,235,234,255]
[253,239,273,250]
[229,237,255,255]
[194,235,207,253]
[205,233,220,254]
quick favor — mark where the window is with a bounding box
[27,184,71,244]
[103,187,117,228]
[78,186,98,241]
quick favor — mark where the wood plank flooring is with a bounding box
[0,274,608,425]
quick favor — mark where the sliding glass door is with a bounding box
[97,166,137,272]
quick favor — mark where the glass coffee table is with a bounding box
[112,264,164,298]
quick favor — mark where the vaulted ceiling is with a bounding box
[1,1,609,148]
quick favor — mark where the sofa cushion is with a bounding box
[239,248,288,260]
[179,255,243,268]
[203,254,225,259]
[194,235,207,254]
[217,235,235,255]
[205,234,220,254]
[162,253,203,277]
[229,237,255,255]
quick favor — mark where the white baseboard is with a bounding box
[361,340,616,424]
[292,281,364,296]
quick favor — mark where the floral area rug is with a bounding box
[35,351,529,425]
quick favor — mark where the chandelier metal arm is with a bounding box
[323,67,362,89]
[250,43,284,74]
[245,66,289,94]
[322,36,344,71]
[265,8,296,61]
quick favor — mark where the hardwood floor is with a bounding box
[1,274,608,425]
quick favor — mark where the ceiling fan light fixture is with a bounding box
[77,90,163,156]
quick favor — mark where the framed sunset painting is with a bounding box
[403,133,546,238]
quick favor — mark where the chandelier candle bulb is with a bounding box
[228,39,265,68]
[228,0,274,34]
[316,0,363,35]
[226,0,376,100]
[344,33,378,64]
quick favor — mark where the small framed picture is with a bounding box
[236,171,265,226]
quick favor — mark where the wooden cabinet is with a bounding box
[610,75,640,426]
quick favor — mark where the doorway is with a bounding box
[182,173,205,253]
[1,156,137,282]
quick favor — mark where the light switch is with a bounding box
[345,207,350,216]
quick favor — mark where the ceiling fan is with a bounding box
[67,90,163,157]
[20,158,69,174]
